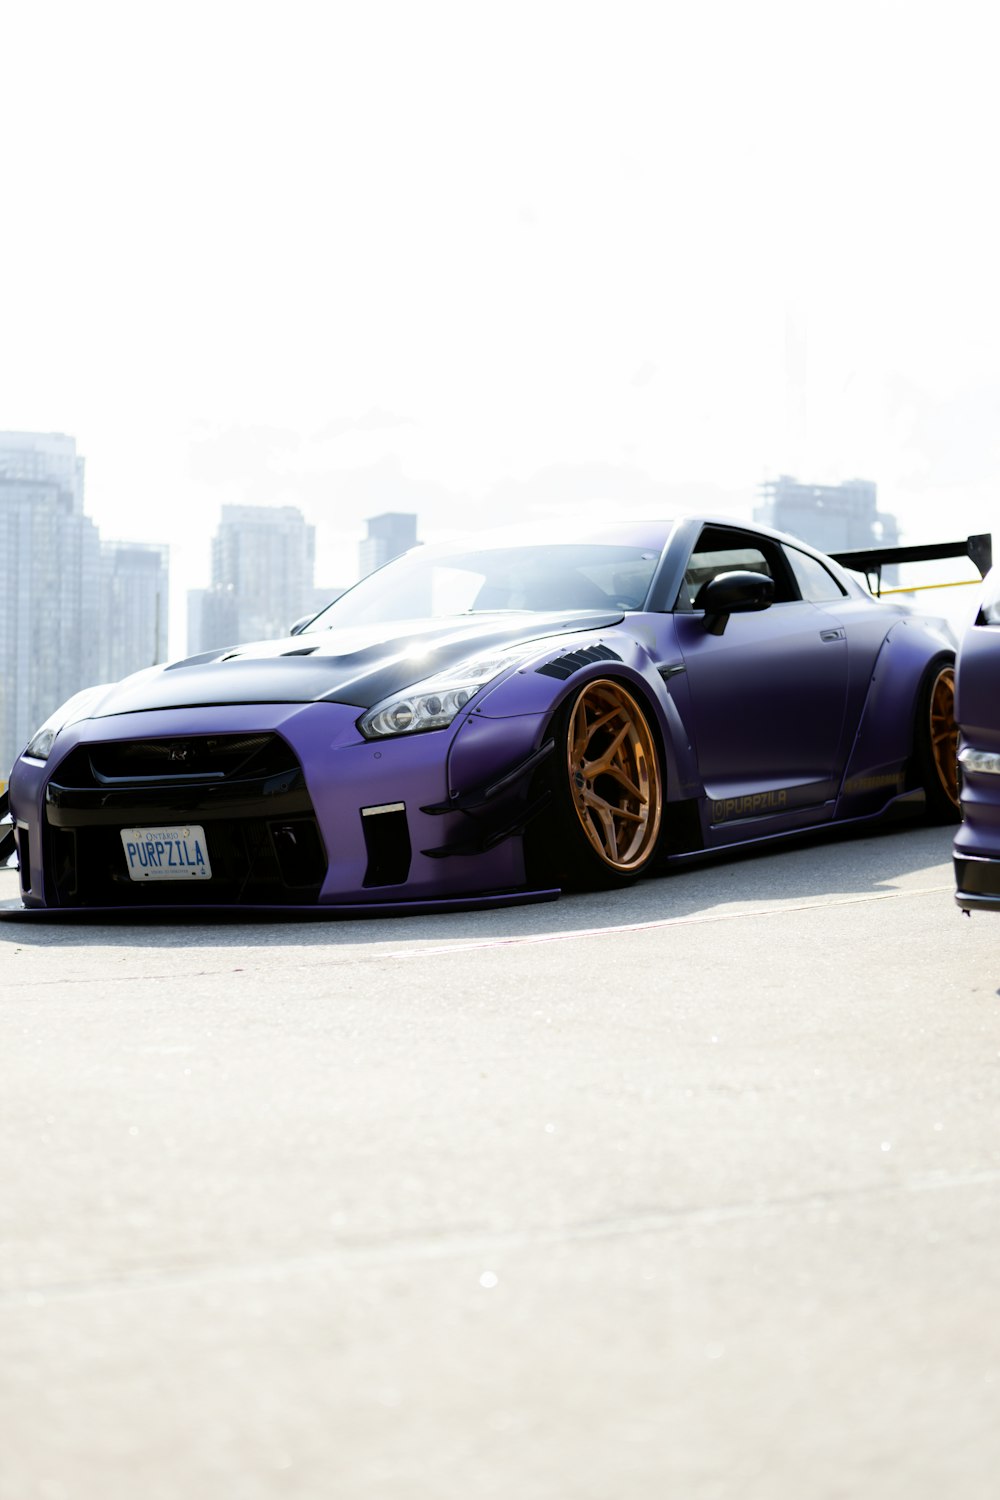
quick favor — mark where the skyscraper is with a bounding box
[99,541,170,683]
[358,512,418,578]
[186,585,238,658]
[0,432,171,778]
[0,433,101,776]
[187,505,316,654]
[755,476,899,556]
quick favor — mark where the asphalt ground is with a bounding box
[2,822,999,1500]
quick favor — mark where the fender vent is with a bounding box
[18,826,31,895]
[536,644,622,681]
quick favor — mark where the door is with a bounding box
[672,526,849,823]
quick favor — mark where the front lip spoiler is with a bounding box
[954,853,1000,913]
[0,887,561,922]
[955,893,1000,913]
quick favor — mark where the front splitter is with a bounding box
[0,887,561,923]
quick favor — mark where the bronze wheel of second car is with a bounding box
[928,663,959,809]
[562,678,663,877]
[914,656,960,822]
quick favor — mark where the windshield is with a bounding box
[304,541,664,629]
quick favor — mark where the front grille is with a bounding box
[62,733,294,786]
[43,732,328,906]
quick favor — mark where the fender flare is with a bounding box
[839,620,954,803]
[447,629,704,811]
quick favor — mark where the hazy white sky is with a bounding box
[3,0,998,650]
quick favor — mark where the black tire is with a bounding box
[914,654,960,824]
[530,677,664,890]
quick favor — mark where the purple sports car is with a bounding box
[0,518,984,918]
[954,566,1000,913]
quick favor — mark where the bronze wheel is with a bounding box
[928,664,959,808]
[915,656,960,823]
[563,678,663,875]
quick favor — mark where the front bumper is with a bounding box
[953,726,1000,914]
[6,700,554,913]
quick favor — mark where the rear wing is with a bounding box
[830,533,993,598]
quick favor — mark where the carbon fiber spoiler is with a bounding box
[830,533,993,596]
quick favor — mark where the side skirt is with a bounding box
[665,786,926,868]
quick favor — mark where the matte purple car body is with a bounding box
[3,516,963,917]
[954,567,1000,912]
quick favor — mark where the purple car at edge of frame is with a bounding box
[954,564,1000,913]
[1,516,990,920]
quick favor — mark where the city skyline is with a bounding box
[5,415,988,663]
[0,429,422,769]
[0,422,987,787]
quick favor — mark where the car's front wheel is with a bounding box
[914,655,960,823]
[538,677,664,889]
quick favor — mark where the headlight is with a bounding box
[959,747,1000,776]
[22,684,111,761]
[358,650,529,739]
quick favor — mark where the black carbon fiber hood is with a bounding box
[85,611,625,718]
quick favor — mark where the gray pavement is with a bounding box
[2,823,1000,1499]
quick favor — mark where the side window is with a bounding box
[784,546,847,603]
[675,526,795,611]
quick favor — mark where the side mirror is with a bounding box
[289,615,314,637]
[694,570,775,636]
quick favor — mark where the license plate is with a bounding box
[120,825,212,880]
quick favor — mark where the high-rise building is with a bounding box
[186,586,239,658]
[0,432,170,778]
[358,512,418,578]
[99,541,170,683]
[0,433,101,777]
[187,505,316,654]
[755,476,899,556]
[0,430,86,511]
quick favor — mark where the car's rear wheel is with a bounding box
[539,677,664,889]
[915,656,960,822]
